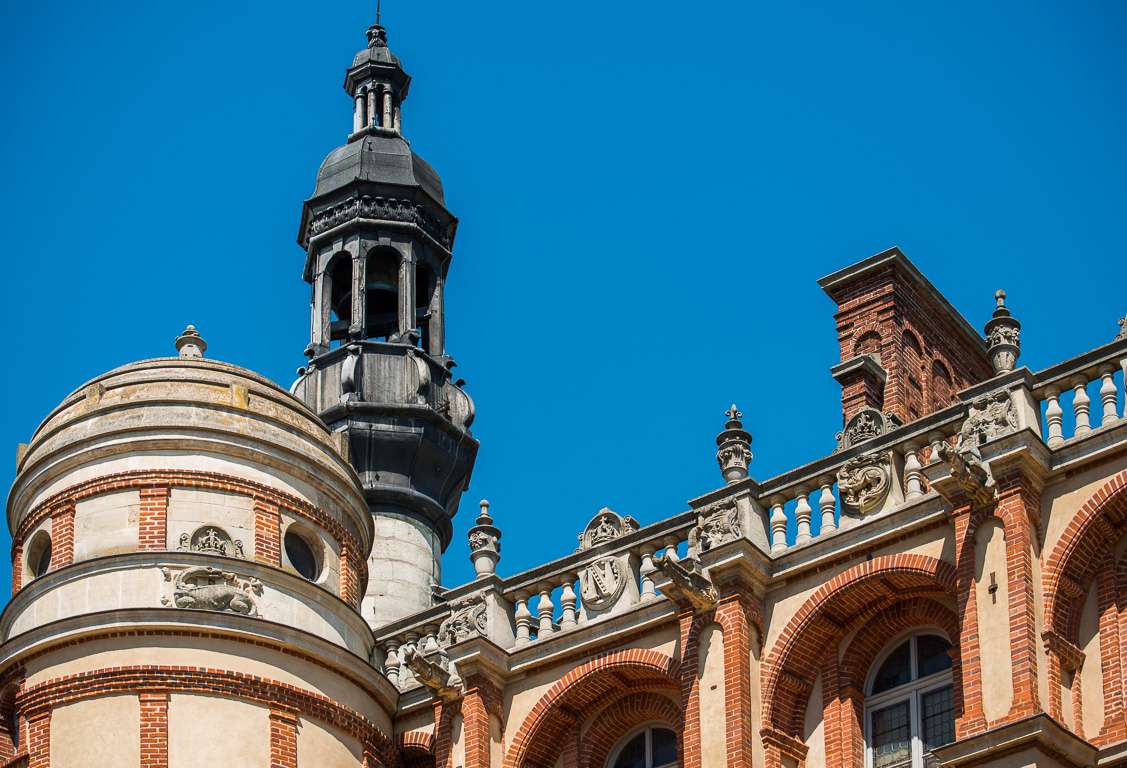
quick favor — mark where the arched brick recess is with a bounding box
[503,649,680,768]
[1042,471,1127,738]
[398,731,437,768]
[819,598,959,768]
[760,554,956,740]
[579,691,682,768]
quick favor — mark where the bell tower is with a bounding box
[291,23,479,628]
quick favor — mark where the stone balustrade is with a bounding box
[371,338,1127,693]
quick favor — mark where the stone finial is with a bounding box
[1116,314,1126,341]
[715,405,753,484]
[175,326,207,359]
[468,500,501,579]
[984,290,1020,375]
[366,24,388,48]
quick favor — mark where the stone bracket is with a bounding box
[651,555,718,612]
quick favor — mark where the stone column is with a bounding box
[367,85,379,128]
[430,275,446,357]
[393,101,402,133]
[315,258,333,351]
[350,249,367,340]
[382,89,393,131]
[398,243,416,341]
[354,89,367,132]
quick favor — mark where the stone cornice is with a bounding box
[929,713,1096,768]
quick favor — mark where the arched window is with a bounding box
[865,632,954,768]
[608,725,677,768]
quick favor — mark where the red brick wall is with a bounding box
[139,691,169,768]
[826,263,993,426]
[48,501,75,570]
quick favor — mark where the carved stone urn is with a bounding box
[468,500,501,579]
[984,290,1021,375]
[716,405,753,484]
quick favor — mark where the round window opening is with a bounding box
[34,542,52,578]
[284,530,319,581]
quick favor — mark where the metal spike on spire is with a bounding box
[377,0,381,25]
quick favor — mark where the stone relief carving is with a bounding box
[307,194,450,248]
[437,594,488,646]
[176,526,246,559]
[576,509,639,553]
[689,503,741,554]
[401,645,462,700]
[957,391,1018,451]
[161,566,262,616]
[652,555,718,612]
[1117,315,1126,341]
[836,452,892,513]
[578,557,626,610]
[835,409,901,452]
[937,443,997,508]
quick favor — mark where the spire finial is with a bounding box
[376,0,381,25]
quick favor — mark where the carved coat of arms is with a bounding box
[579,557,625,610]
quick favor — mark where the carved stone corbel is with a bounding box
[401,645,462,701]
[937,443,997,508]
[652,555,718,611]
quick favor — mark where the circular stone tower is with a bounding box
[290,24,479,628]
[1,336,395,765]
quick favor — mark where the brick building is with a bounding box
[2,20,1127,768]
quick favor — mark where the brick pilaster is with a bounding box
[255,497,281,567]
[11,542,23,596]
[49,500,76,570]
[340,541,359,607]
[998,474,1042,720]
[269,708,298,768]
[26,709,49,768]
[462,674,501,768]
[138,486,169,551]
[1095,557,1126,744]
[139,691,169,768]
[678,607,701,768]
[952,502,987,737]
[716,594,753,768]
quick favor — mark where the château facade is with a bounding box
[2,20,1127,768]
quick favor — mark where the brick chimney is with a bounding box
[818,247,993,428]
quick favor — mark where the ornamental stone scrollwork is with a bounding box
[652,555,718,612]
[176,526,246,559]
[715,405,753,484]
[437,594,488,646]
[578,557,626,610]
[307,194,451,248]
[689,502,741,554]
[1116,314,1126,341]
[937,442,997,509]
[836,452,892,513]
[401,645,462,701]
[161,566,262,616]
[835,408,901,452]
[985,290,1021,375]
[957,390,1018,451]
[575,509,639,553]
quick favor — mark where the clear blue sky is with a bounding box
[1,2,1125,597]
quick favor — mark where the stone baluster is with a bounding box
[354,88,367,132]
[366,85,379,128]
[903,442,924,501]
[927,431,946,463]
[559,574,578,631]
[383,639,401,687]
[1044,387,1064,446]
[794,487,813,544]
[818,476,837,533]
[1098,364,1118,425]
[639,546,658,600]
[662,536,680,562]
[769,495,787,553]
[1072,375,1092,437]
[537,584,555,639]
[514,592,532,647]
[421,624,439,657]
[400,631,419,685]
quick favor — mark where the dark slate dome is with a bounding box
[312,134,445,205]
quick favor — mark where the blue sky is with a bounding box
[1,1,1125,596]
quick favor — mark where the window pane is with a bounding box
[920,685,955,766]
[613,733,646,768]
[916,635,953,679]
[651,728,677,767]
[284,531,318,580]
[871,701,912,768]
[871,641,912,694]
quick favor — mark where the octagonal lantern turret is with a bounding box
[291,23,478,629]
